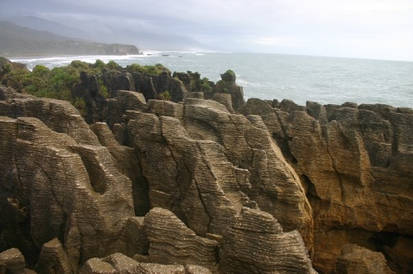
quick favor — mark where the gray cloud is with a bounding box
[1,0,413,60]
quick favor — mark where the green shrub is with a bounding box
[157,90,171,101]
[200,77,212,93]
[107,60,121,70]
[126,63,168,76]
[221,69,236,82]
[70,60,90,71]
[72,97,87,116]
[32,65,50,78]
[98,78,109,98]
[93,59,106,71]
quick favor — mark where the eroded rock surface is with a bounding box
[0,90,136,271]
[144,207,219,270]
[80,253,211,274]
[127,98,312,247]
[242,98,413,273]
[0,87,315,273]
[335,244,394,274]
[0,248,26,274]
[1,80,412,274]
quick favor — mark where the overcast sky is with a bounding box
[1,0,413,61]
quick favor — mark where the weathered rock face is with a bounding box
[335,244,394,274]
[36,238,72,274]
[0,90,140,271]
[2,76,412,274]
[103,70,135,92]
[213,70,245,111]
[0,86,100,145]
[219,207,314,274]
[144,207,219,270]
[127,98,312,247]
[72,71,107,124]
[0,248,28,273]
[242,98,413,273]
[0,86,315,273]
[132,70,188,102]
[80,252,212,274]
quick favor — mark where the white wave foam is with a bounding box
[11,54,148,64]
[237,77,266,88]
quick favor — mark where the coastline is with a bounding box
[7,52,413,108]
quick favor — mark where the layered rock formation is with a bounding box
[0,65,411,274]
[242,98,413,273]
[0,85,316,273]
[335,244,395,274]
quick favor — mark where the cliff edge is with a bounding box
[0,60,411,273]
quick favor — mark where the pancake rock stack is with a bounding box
[0,65,411,273]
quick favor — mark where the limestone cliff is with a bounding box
[242,98,413,273]
[0,65,411,274]
[0,86,315,273]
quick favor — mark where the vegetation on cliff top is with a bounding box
[0,58,231,119]
[0,59,172,109]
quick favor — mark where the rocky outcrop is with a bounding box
[335,244,394,274]
[242,98,413,273]
[220,207,314,274]
[144,208,219,270]
[0,86,316,273]
[80,253,211,274]
[0,89,141,271]
[127,98,312,247]
[1,61,412,274]
[35,238,72,274]
[0,86,100,145]
[0,248,31,274]
[103,70,135,92]
[132,70,188,102]
[213,70,245,110]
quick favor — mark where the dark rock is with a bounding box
[214,70,245,111]
[342,102,358,108]
[306,101,327,122]
[120,217,148,257]
[132,71,157,100]
[72,71,106,123]
[280,99,306,112]
[103,70,135,92]
[35,238,73,274]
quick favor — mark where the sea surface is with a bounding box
[11,52,413,108]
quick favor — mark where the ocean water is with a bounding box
[11,52,413,108]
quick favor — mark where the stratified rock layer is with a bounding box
[0,87,315,273]
[0,89,136,270]
[127,98,312,247]
[242,98,413,273]
[1,80,412,274]
[335,244,394,274]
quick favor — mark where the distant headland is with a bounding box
[0,21,140,57]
